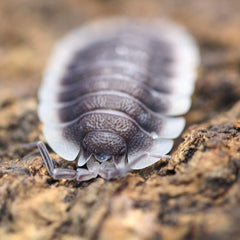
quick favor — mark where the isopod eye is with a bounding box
[119,147,126,155]
[94,153,111,162]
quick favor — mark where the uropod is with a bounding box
[37,18,200,181]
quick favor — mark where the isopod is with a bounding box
[37,18,200,181]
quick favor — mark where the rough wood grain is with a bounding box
[0,0,240,239]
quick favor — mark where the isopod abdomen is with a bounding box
[37,18,200,180]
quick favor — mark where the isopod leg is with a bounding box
[99,153,170,180]
[37,141,98,181]
[98,153,148,179]
[76,168,98,181]
[37,141,54,176]
[52,168,76,180]
[37,141,76,180]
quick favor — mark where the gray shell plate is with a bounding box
[38,18,200,169]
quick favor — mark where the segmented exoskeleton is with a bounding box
[37,18,200,181]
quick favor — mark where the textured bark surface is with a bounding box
[0,0,240,239]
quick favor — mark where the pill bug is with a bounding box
[37,18,200,181]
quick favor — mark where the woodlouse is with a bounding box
[37,18,200,181]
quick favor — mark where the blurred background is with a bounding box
[0,0,240,109]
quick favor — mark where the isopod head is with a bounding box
[82,131,127,163]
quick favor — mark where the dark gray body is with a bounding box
[38,19,199,179]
